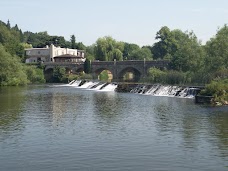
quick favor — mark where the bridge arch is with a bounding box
[117,67,142,82]
[94,68,114,81]
[44,68,54,82]
[75,66,84,73]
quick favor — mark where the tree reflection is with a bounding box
[0,87,26,139]
[92,92,123,129]
[207,108,228,158]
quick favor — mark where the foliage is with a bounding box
[200,79,228,104]
[0,21,24,57]
[99,70,109,81]
[151,26,205,72]
[129,47,153,60]
[71,35,77,49]
[164,70,186,85]
[94,36,124,61]
[204,25,228,72]
[123,43,140,60]
[24,65,45,84]
[84,58,91,73]
[0,19,228,87]
[53,66,66,82]
[0,45,28,86]
[68,74,80,81]
[147,67,166,83]
[80,73,93,80]
[86,45,95,61]
[147,67,186,85]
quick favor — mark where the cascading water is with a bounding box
[99,83,118,91]
[177,87,200,98]
[131,84,201,98]
[68,80,117,92]
[57,80,201,98]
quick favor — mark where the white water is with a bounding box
[78,81,96,88]
[131,84,200,98]
[99,83,118,91]
[54,80,200,98]
[66,80,117,92]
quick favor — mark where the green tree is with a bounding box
[24,65,45,83]
[0,45,28,86]
[148,67,166,83]
[94,36,124,61]
[113,49,123,61]
[152,26,176,59]
[71,34,76,49]
[129,47,153,60]
[6,19,10,29]
[77,42,86,50]
[170,30,205,72]
[53,66,66,82]
[84,58,91,73]
[86,45,95,61]
[205,25,228,72]
[123,43,140,60]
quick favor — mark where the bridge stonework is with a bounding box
[91,60,169,81]
[44,60,169,82]
[44,62,85,73]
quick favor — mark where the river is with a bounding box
[0,85,227,171]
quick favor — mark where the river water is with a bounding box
[0,85,227,171]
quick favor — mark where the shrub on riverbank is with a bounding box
[200,79,228,105]
[24,65,45,84]
[147,67,188,85]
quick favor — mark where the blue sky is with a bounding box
[0,0,227,46]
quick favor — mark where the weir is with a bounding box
[57,80,203,98]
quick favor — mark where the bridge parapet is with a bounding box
[44,62,84,72]
[44,62,84,66]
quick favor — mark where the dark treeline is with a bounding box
[0,19,227,87]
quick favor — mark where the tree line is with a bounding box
[0,19,227,86]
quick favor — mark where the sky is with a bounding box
[0,0,227,46]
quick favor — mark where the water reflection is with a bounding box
[207,108,228,158]
[0,86,227,171]
[23,86,88,127]
[92,92,124,130]
[0,87,26,141]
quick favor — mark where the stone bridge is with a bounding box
[44,60,169,82]
[44,62,85,73]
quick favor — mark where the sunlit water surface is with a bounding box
[0,85,227,171]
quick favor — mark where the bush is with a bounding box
[165,70,186,85]
[147,68,187,85]
[24,65,45,84]
[80,73,93,80]
[147,67,166,83]
[200,79,228,104]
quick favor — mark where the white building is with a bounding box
[25,44,85,63]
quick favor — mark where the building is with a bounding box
[25,44,85,63]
